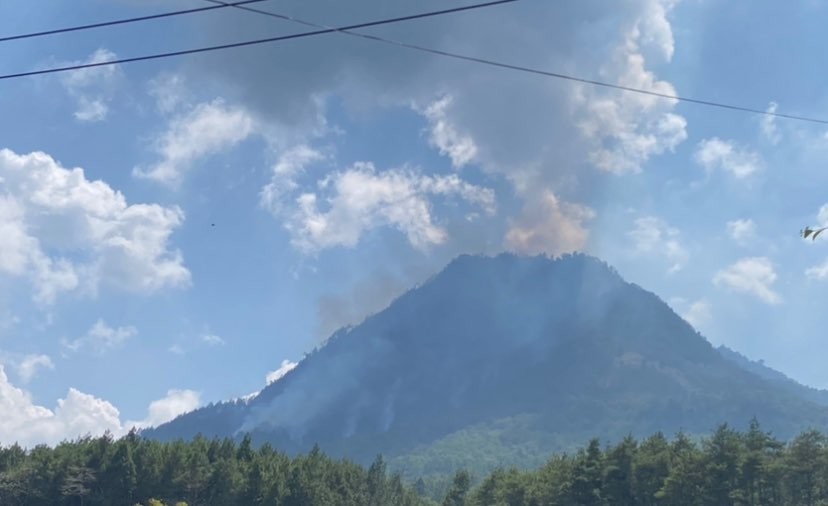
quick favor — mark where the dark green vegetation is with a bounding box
[456,420,828,506]
[145,254,828,480]
[0,432,428,506]
[6,421,828,505]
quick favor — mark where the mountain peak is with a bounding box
[145,254,828,477]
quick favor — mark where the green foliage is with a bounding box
[442,470,471,506]
[10,420,828,505]
[0,435,432,506]
[454,420,828,506]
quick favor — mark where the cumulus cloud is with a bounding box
[714,257,781,304]
[260,145,327,216]
[0,366,122,446]
[672,298,712,329]
[272,162,495,253]
[577,15,687,174]
[629,216,688,273]
[726,219,757,244]
[15,354,55,383]
[134,99,257,186]
[695,138,761,178]
[0,367,200,446]
[419,96,478,169]
[126,389,201,429]
[266,359,298,384]
[505,191,595,255]
[62,319,137,355]
[805,259,828,280]
[0,149,189,303]
[60,48,121,122]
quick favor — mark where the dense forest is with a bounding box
[3,419,828,505]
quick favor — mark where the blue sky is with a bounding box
[2,0,828,446]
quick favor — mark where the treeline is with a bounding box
[0,430,429,506]
[449,419,828,506]
[3,419,828,505]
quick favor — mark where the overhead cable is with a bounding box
[0,0,269,43]
[209,0,828,125]
[0,0,516,81]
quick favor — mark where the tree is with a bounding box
[656,432,704,506]
[367,454,388,506]
[702,423,744,505]
[633,431,670,506]
[442,470,471,506]
[205,457,241,505]
[602,435,636,504]
[0,468,31,506]
[783,429,827,506]
[740,418,782,506]
[104,441,138,505]
[570,438,604,506]
[61,465,96,506]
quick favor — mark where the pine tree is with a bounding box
[442,469,471,506]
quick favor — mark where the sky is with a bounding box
[2,0,828,446]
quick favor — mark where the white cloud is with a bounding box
[266,359,298,384]
[629,216,688,273]
[201,333,225,346]
[805,259,828,280]
[817,203,828,228]
[168,344,185,355]
[0,368,201,446]
[260,145,326,216]
[148,73,191,114]
[62,319,137,355]
[714,257,781,304]
[760,102,781,144]
[134,99,257,186]
[276,162,495,253]
[0,148,189,303]
[74,98,108,122]
[695,138,761,178]
[578,23,687,174]
[195,0,685,202]
[14,354,54,384]
[678,298,712,329]
[0,196,39,276]
[60,48,121,122]
[726,219,757,244]
[126,389,201,429]
[505,191,595,255]
[0,366,123,447]
[420,96,478,169]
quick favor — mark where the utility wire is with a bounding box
[0,0,516,81]
[0,0,269,44]
[208,0,828,126]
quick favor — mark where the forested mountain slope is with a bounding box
[145,254,828,477]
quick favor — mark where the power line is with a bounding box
[0,0,516,81]
[209,0,828,126]
[0,0,269,44]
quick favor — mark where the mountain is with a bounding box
[144,253,828,477]
[717,344,828,407]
